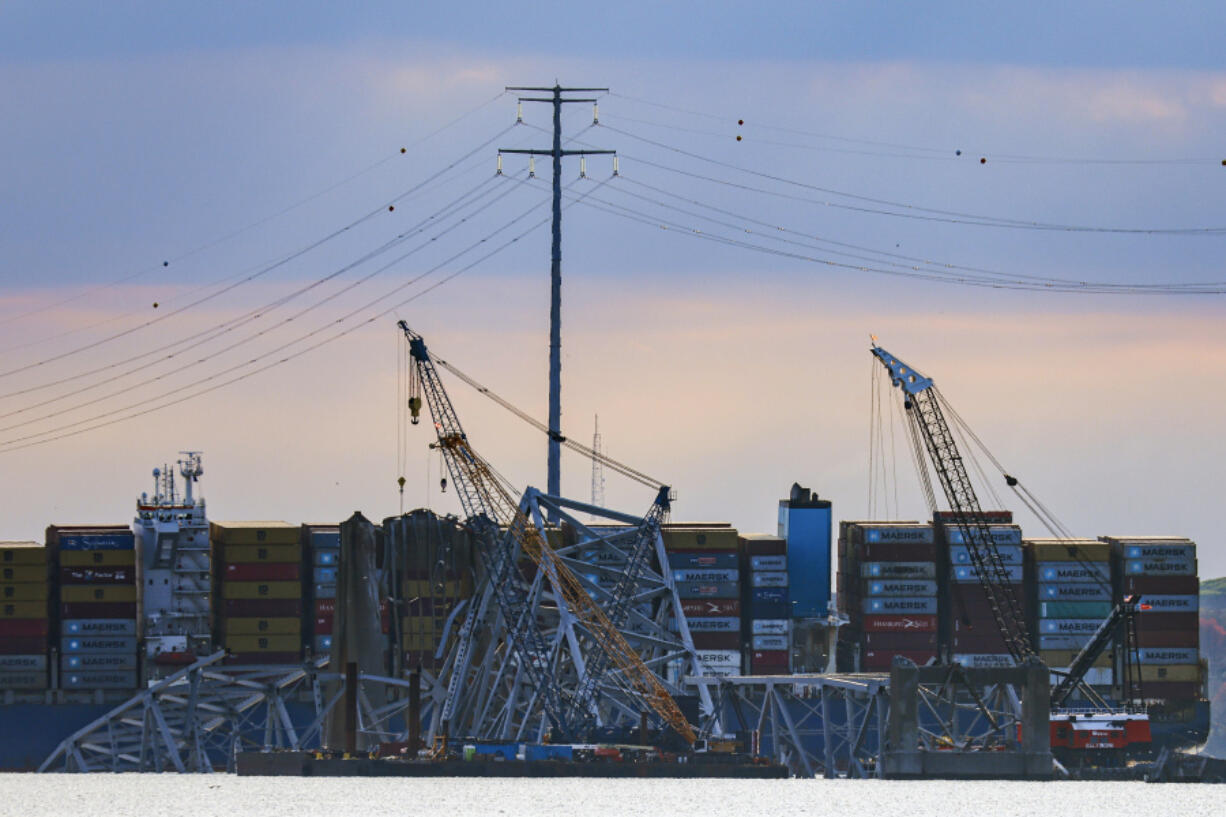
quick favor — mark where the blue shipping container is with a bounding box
[950,545,1022,565]
[672,568,739,584]
[61,653,138,671]
[62,619,137,636]
[861,561,936,579]
[864,597,938,615]
[667,551,737,570]
[1037,562,1110,583]
[952,564,1022,583]
[61,636,137,654]
[314,566,338,584]
[1126,558,1196,576]
[1124,544,1195,561]
[60,670,137,690]
[866,579,937,597]
[314,549,339,566]
[1039,583,1111,601]
[56,533,135,551]
[313,583,337,599]
[750,600,790,619]
[751,587,789,604]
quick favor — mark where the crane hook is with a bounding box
[440,476,447,493]
[408,396,422,425]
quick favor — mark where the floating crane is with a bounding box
[871,342,1149,742]
[399,320,696,744]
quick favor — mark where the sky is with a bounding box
[2,3,1225,576]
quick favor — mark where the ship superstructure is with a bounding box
[134,451,212,679]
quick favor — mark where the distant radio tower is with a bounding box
[590,414,606,512]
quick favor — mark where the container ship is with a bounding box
[0,457,1211,771]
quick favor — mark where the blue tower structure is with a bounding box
[778,483,832,618]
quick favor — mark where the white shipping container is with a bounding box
[1049,667,1112,686]
[751,619,790,635]
[949,544,1023,564]
[694,649,741,667]
[751,571,789,588]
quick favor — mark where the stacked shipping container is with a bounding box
[838,522,939,672]
[48,526,139,690]
[0,542,50,691]
[740,533,790,675]
[947,523,1026,668]
[1103,536,1201,701]
[211,522,303,665]
[1024,538,1114,691]
[306,525,340,656]
[663,525,742,677]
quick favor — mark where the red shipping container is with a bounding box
[223,651,301,665]
[314,614,332,635]
[59,601,137,619]
[744,538,787,556]
[1124,575,1199,595]
[1141,682,1201,700]
[314,605,390,633]
[224,562,301,582]
[861,614,938,633]
[1136,628,1199,648]
[681,598,741,617]
[222,599,303,618]
[316,598,335,616]
[691,631,741,650]
[0,618,49,637]
[59,566,134,584]
[0,636,47,654]
[1135,613,1199,634]
[751,649,789,669]
[863,649,936,670]
[402,649,440,669]
[951,632,1012,652]
[862,631,938,651]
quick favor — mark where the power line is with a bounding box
[0,90,512,327]
[0,177,614,453]
[0,123,519,382]
[599,123,1226,234]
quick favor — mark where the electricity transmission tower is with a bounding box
[501,85,614,505]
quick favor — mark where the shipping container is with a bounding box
[222,544,303,563]
[60,585,137,603]
[858,525,934,545]
[221,599,303,617]
[1137,647,1199,665]
[864,597,938,615]
[1025,540,1111,562]
[945,527,1022,547]
[750,600,790,619]
[858,541,937,562]
[61,636,137,653]
[58,549,136,567]
[1038,583,1111,601]
[313,583,336,599]
[1139,681,1200,700]
[864,579,937,597]
[2,602,53,619]
[667,551,738,570]
[860,561,936,579]
[59,601,137,619]
[0,654,46,671]
[750,571,788,588]
[675,581,739,599]
[680,598,740,617]
[58,566,134,584]
[60,670,137,689]
[1125,558,1196,576]
[750,619,790,635]
[1135,613,1199,634]
[61,653,137,670]
[662,528,738,552]
[740,533,787,556]
[752,634,789,650]
[225,617,302,635]
[672,568,739,584]
[61,619,137,636]
[1,566,51,583]
[1035,562,1110,584]
[862,631,938,650]
[751,587,789,604]
[949,545,1024,566]
[862,649,935,670]
[683,617,740,633]
[950,632,1012,652]
[952,653,1016,668]
[223,562,301,582]
[314,549,339,566]
[225,634,301,653]
[221,581,302,600]
[0,542,47,565]
[1039,650,1113,669]
[861,614,938,633]
[1123,575,1198,595]
[694,649,741,667]
[1,636,49,654]
[314,567,338,584]
[749,555,787,572]
[1134,629,1199,649]
[54,532,135,551]
[0,618,49,637]
[1039,619,1101,635]
[750,649,789,669]
[0,671,47,689]
[1038,601,1113,619]
[691,632,740,650]
[1118,542,1197,561]
[952,564,1022,583]
[1138,665,1199,683]
[0,584,47,601]
[1137,595,1198,613]
[210,521,300,546]
[1050,667,1112,686]
[1038,634,1095,651]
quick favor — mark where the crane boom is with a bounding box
[400,321,696,744]
[871,344,1035,663]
